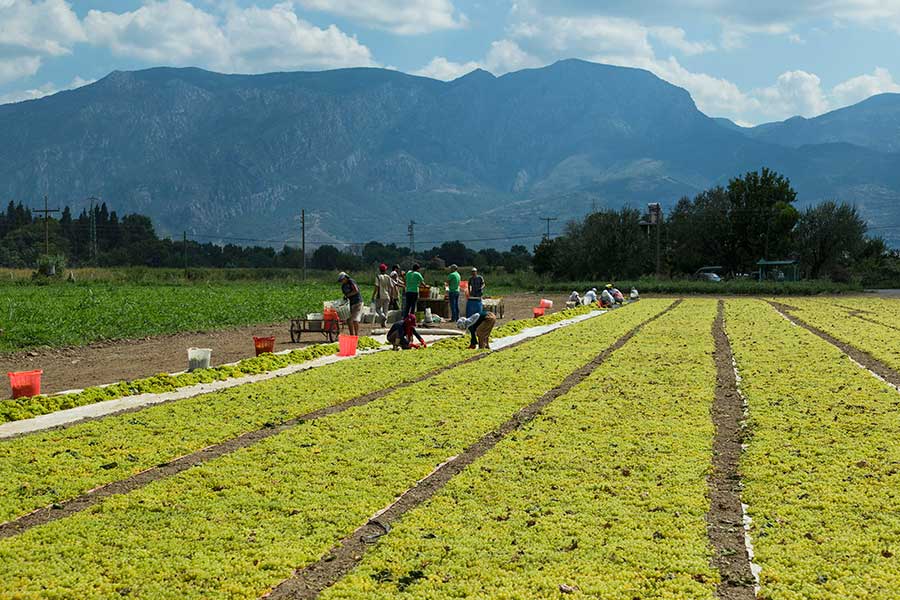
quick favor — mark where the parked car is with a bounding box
[693,266,723,282]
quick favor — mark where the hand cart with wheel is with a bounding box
[290,317,342,343]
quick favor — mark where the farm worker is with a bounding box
[387,314,427,350]
[389,264,403,310]
[456,309,497,350]
[583,288,598,305]
[567,290,581,308]
[611,286,625,304]
[600,284,615,308]
[338,272,362,336]
[404,263,425,316]
[447,264,461,322]
[630,288,640,300]
[373,263,392,327]
[466,267,485,317]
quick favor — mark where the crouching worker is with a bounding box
[456,310,497,350]
[387,314,427,350]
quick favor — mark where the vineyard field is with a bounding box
[0,297,898,599]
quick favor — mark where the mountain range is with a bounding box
[1,59,898,249]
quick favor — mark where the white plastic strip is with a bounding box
[731,354,762,596]
[0,310,606,439]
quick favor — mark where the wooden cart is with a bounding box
[290,317,342,343]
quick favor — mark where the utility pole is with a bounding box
[408,220,416,254]
[648,203,662,277]
[301,209,307,281]
[33,195,60,255]
[540,217,558,240]
[183,231,188,276]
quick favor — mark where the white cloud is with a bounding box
[0,55,41,85]
[719,20,792,50]
[832,66,900,105]
[510,14,655,60]
[649,26,715,55]
[297,0,467,35]
[0,75,93,105]
[414,56,480,80]
[414,40,540,80]
[483,40,542,72]
[84,0,228,66]
[0,0,85,57]
[754,70,829,118]
[0,0,85,85]
[83,0,375,73]
[223,3,375,71]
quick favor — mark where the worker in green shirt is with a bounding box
[404,263,425,316]
[447,264,461,321]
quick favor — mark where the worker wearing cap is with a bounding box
[373,263,392,327]
[600,284,615,308]
[338,272,362,335]
[466,267,485,317]
[447,264,461,322]
[456,309,497,350]
[387,313,427,350]
[583,287,598,305]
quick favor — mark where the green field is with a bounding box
[0,281,346,352]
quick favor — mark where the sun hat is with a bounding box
[337,272,348,281]
[379,263,387,272]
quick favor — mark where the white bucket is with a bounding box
[337,303,351,321]
[188,348,212,372]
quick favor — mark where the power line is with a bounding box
[540,217,558,240]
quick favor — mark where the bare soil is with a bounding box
[1,293,570,398]
[264,299,680,599]
[707,300,756,599]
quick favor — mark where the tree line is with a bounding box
[0,201,533,273]
[533,169,898,284]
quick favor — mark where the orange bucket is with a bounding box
[253,336,276,356]
[539,298,553,309]
[338,334,358,357]
[8,370,42,399]
[533,307,545,318]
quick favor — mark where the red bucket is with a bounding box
[533,307,545,318]
[338,334,358,357]
[8,370,42,399]
[253,336,276,356]
[539,298,554,309]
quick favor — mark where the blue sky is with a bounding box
[3,0,900,125]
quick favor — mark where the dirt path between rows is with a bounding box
[1,293,569,398]
[768,300,900,389]
[264,300,681,599]
[707,301,756,599]
[0,296,573,539]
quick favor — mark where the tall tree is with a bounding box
[794,201,868,279]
